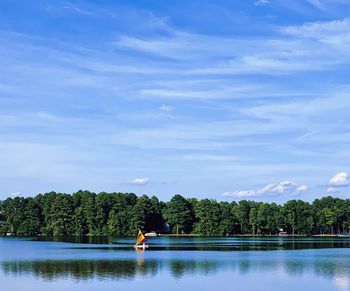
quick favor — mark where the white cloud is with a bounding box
[114,18,350,77]
[282,18,350,45]
[182,154,242,162]
[223,190,256,198]
[296,185,309,193]
[254,0,270,6]
[129,177,150,185]
[10,192,21,197]
[329,171,349,187]
[141,82,258,100]
[326,187,340,193]
[223,181,308,198]
[62,3,94,15]
[159,104,174,112]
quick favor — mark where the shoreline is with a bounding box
[158,234,340,238]
[1,233,344,238]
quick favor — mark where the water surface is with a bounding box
[1,237,350,291]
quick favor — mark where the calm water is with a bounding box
[1,237,350,291]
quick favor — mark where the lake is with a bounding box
[1,237,350,291]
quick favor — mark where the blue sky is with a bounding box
[0,0,350,202]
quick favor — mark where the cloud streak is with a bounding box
[223,181,309,198]
[129,178,151,185]
[254,0,270,6]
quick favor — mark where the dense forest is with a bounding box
[0,191,349,236]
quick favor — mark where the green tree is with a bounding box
[236,200,252,234]
[194,199,222,236]
[44,194,74,236]
[130,195,152,233]
[19,197,42,235]
[164,194,194,235]
[219,202,238,235]
[95,192,114,235]
[284,200,313,235]
[2,191,350,238]
[322,208,336,234]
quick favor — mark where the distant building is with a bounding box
[278,228,287,236]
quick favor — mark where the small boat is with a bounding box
[337,234,350,237]
[145,231,158,237]
[134,230,149,249]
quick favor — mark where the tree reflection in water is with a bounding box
[2,255,350,282]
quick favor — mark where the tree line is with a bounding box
[0,191,349,236]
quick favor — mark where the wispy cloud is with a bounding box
[307,0,324,9]
[282,18,350,41]
[159,104,174,112]
[10,192,21,197]
[326,187,340,194]
[114,19,350,77]
[254,0,270,6]
[129,178,150,185]
[182,154,243,162]
[223,181,309,198]
[62,2,94,15]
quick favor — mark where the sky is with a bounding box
[0,0,350,202]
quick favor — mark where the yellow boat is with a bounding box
[134,230,149,249]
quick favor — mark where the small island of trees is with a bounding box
[0,191,349,237]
